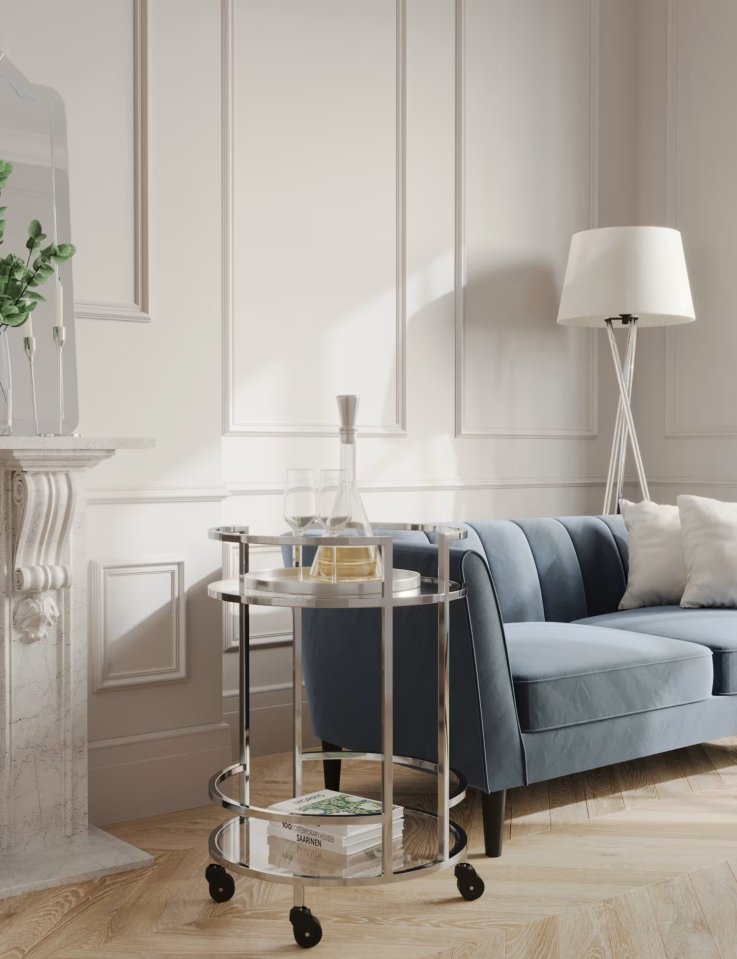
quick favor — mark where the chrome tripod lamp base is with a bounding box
[602,316,649,515]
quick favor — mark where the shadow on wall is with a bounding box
[464,258,559,332]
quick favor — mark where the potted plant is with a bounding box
[0,158,75,434]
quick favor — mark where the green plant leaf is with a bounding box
[54,242,76,261]
[28,219,42,238]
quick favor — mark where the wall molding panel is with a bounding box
[221,0,407,437]
[664,0,737,437]
[454,0,599,439]
[86,486,231,505]
[90,558,186,692]
[75,0,151,324]
[227,475,608,497]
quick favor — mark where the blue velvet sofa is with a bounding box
[298,516,737,857]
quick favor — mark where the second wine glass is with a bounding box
[283,468,317,579]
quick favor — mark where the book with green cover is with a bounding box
[269,789,402,839]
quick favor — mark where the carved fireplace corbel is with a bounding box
[11,469,75,642]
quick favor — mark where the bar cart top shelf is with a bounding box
[208,522,468,610]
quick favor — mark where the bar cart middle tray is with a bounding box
[206,523,485,949]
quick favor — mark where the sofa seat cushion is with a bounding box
[505,622,713,732]
[576,607,737,695]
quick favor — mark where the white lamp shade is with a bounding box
[557,226,695,328]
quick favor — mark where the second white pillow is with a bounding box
[618,499,687,610]
[679,494,737,608]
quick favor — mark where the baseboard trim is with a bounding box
[89,721,231,826]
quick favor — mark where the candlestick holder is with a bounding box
[23,335,39,436]
[53,325,65,434]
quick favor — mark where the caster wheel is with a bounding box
[455,862,485,901]
[289,906,323,948]
[205,863,235,903]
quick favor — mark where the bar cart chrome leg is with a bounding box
[437,534,450,862]
[205,538,249,904]
[293,607,303,798]
[381,540,394,879]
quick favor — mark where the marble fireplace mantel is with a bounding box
[0,437,155,898]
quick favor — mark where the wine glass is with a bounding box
[283,468,317,579]
[317,469,347,529]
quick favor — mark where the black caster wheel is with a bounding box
[455,862,485,901]
[205,863,235,903]
[289,906,323,948]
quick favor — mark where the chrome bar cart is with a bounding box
[206,524,485,949]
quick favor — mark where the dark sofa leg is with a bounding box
[480,789,506,857]
[322,740,342,791]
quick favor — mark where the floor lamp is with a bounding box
[557,226,695,514]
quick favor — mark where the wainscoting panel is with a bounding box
[90,559,186,692]
[457,0,598,438]
[224,0,405,435]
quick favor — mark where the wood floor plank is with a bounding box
[604,888,667,959]
[582,766,625,819]
[691,861,737,957]
[509,782,551,839]
[648,873,721,958]
[0,868,148,959]
[504,916,558,959]
[451,932,505,959]
[548,775,589,828]
[677,746,725,793]
[555,903,613,959]
[647,751,694,800]
[703,740,737,788]
[615,758,660,809]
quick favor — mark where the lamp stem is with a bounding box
[603,324,637,513]
[605,319,650,503]
[615,322,638,506]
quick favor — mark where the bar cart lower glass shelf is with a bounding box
[206,524,485,949]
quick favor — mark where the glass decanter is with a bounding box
[310,395,383,582]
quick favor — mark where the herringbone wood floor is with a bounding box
[5,740,737,958]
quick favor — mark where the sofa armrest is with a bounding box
[393,542,527,792]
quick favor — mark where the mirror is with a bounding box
[0,50,78,435]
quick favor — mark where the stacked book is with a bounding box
[267,789,404,877]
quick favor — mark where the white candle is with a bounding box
[26,312,33,337]
[54,280,63,328]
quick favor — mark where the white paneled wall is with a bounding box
[631,0,737,501]
[0,0,691,823]
[459,0,597,439]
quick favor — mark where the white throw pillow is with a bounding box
[679,494,737,608]
[618,499,687,609]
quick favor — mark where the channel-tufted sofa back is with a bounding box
[452,515,629,623]
[381,515,630,623]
